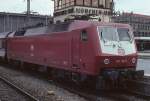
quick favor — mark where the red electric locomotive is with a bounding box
[4,20,144,88]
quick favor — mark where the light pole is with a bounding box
[27,0,31,15]
[26,0,31,25]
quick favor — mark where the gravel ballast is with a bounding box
[0,66,87,101]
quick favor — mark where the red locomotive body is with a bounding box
[5,20,143,88]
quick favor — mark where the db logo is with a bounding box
[118,48,125,56]
[30,44,34,51]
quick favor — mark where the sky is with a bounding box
[0,0,149,16]
[115,0,150,15]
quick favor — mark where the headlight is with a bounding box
[132,58,136,64]
[104,59,110,65]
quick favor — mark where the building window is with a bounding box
[76,0,83,6]
[70,0,75,5]
[62,0,65,8]
[99,0,104,8]
[92,0,98,7]
[134,32,138,37]
[84,0,92,6]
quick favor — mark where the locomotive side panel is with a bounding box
[7,32,72,70]
[7,38,31,61]
[43,32,72,69]
[7,28,101,76]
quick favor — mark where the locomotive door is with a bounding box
[79,29,89,71]
[71,31,80,69]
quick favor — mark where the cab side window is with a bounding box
[81,30,88,41]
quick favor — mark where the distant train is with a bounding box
[0,20,144,88]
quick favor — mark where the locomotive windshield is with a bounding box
[100,27,118,41]
[98,27,131,42]
[117,28,131,41]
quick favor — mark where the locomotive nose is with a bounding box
[98,56,137,68]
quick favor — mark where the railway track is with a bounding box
[52,81,99,101]
[0,76,39,101]
[52,80,146,101]
[125,78,150,98]
[51,76,150,101]
[0,63,149,101]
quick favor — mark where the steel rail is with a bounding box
[0,76,39,101]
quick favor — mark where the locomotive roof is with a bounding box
[16,20,131,36]
[68,20,131,31]
[0,32,11,38]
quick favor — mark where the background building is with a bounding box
[53,0,114,22]
[0,12,52,33]
[112,12,150,51]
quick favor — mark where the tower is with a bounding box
[53,0,114,22]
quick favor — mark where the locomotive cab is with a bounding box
[97,26,137,69]
[99,26,135,56]
[95,25,144,88]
